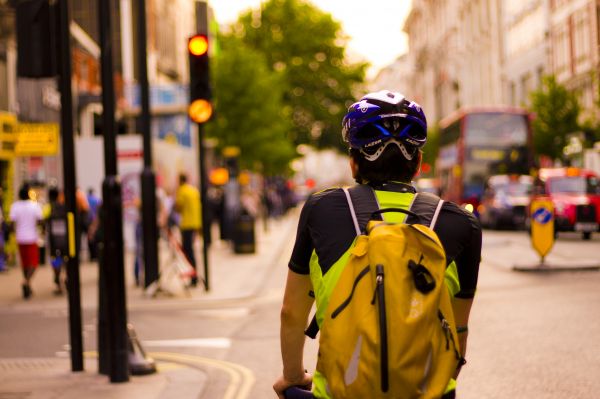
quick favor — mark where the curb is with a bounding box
[512,263,600,273]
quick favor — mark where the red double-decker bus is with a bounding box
[436,107,534,209]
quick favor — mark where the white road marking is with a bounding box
[142,337,232,349]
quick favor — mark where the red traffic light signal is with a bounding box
[188,34,209,56]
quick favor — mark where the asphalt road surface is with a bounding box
[1,229,599,398]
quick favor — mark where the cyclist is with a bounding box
[273,90,482,398]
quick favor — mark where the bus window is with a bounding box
[440,120,461,146]
[464,113,528,147]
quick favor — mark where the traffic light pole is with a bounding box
[189,0,211,291]
[198,122,210,291]
[98,0,129,383]
[136,0,160,290]
[57,0,84,373]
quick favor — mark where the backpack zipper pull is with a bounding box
[438,311,451,350]
[370,266,384,305]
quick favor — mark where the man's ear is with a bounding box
[415,151,423,179]
[350,157,358,178]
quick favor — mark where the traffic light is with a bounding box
[188,34,212,123]
[15,0,59,78]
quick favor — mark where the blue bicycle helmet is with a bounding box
[342,90,427,160]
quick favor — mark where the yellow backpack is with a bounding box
[315,187,461,398]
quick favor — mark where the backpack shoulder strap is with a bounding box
[342,188,361,236]
[347,184,380,233]
[405,192,444,229]
[305,184,379,339]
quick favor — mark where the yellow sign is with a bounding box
[0,112,17,159]
[15,123,60,156]
[530,198,554,260]
[471,148,505,161]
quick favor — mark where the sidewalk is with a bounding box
[481,230,600,272]
[0,210,299,399]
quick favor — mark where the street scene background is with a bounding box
[1,0,600,398]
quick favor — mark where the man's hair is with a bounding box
[179,174,188,184]
[350,145,420,185]
[18,185,30,200]
[48,186,60,202]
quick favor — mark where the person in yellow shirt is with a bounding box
[175,173,201,286]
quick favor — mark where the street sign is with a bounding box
[530,198,554,260]
[0,112,17,159]
[14,123,60,156]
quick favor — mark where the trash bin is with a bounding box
[233,212,255,254]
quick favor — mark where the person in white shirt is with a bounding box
[9,185,43,299]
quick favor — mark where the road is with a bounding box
[1,228,599,398]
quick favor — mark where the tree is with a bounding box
[206,35,296,175]
[420,124,440,177]
[529,75,580,161]
[229,0,368,150]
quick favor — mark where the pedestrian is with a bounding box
[43,186,68,295]
[9,184,43,299]
[75,187,90,260]
[175,173,201,287]
[86,188,101,260]
[133,196,143,286]
[273,91,482,398]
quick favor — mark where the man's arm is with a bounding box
[273,270,314,398]
[452,297,473,378]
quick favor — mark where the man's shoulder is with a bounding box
[306,186,345,204]
[438,200,481,229]
[299,186,346,217]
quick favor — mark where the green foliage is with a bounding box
[206,35,296,175]
[230,0,368,150]
[529,75,581,161]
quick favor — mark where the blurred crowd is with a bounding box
[0,172,300,299]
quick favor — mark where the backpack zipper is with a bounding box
[331,265,371,319]
[438,310,461,360]
[375,264,389,392]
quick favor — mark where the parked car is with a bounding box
[532,167,600,240]
[478,174,533,229]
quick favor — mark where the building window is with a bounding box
[510,81,516,106]
[521,73,531,105]
[536,66,544,88]
[553,25,569,78]
[572,9,590,67]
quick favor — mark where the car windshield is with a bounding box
[493,181,532,196]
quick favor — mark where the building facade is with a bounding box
[403,0,460,122]
[502,0,550,107]
[549,0,600,121]
[400,0,600,125]
[369,54,412,95]
[0,0,200,203]
[403,0,504,123]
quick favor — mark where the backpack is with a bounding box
[313,185,461,399]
